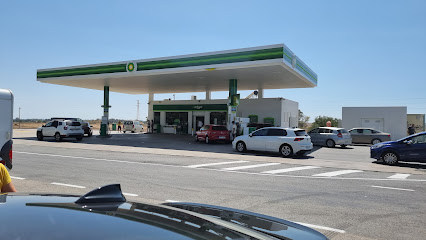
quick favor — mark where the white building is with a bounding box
[342,107,407,140]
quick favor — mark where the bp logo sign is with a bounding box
[126,62,137,72]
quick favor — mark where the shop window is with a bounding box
[154,112,160,124]
[210,112,226,125]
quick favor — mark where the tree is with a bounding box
[310,116,340,130]
[298,110,310,129]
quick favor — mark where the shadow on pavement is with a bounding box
[16,133,318,159]
[374,160,426,170]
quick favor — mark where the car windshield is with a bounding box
[294,130,307,136]
[212,126,227,131]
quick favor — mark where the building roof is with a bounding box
[37,44,317,94]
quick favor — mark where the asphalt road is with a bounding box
[9,130,426,240]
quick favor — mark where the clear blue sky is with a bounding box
[1,0,425,121]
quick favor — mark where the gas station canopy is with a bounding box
[37,44,318,94]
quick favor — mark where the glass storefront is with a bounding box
[166,112,188,134]
[210,112,226,125]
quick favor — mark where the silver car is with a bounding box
[349,128,391,145]
[308,127,352,148]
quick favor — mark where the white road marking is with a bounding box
[10,176,26,180]
[295,222,346,233]
[14,151,426,182]
[387,174,410,179]
[313,170,363,177]
[165,199,181,203]
[262,166,321,174]
[51,182,86,189]
[371,185,415,192]
[187,160,249,168]
[123,192,138,197]
[223,163,281,171]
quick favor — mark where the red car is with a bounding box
[195,125,230,143]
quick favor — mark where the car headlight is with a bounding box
[371,144,385,149]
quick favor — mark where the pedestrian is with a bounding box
[232,121,237,140]
[147,120,151,133]
[151,120,154,133]
[197,119,203,131]
[408,124,415,135]
[236,122,241,136]
[1,163,17,193]
[117,120,122,133]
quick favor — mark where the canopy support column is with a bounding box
[258,88,264,99]
[100,86,110,137]
[228,79,239,132]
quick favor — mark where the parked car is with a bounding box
[232,127,313,157]
[348,128,391,145]
[370,131,426,165]
[37,120,84,141]
[81,122,93,137]
[195,124,230,143]
[123,120,144,133]
[308,127,352,148]
[0,184,328,240]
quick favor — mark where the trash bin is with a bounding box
[112,123,117,131]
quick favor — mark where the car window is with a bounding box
[319,128,331,133]
[364,129,372,134]
[410,135,426,144]
[204,125,210,130]
[371,130,380,133]
[45,122,52,127]
[339,129,348,134]
[295,130,307,136]
[212,126,227,131]
[52,121,58,127]
[267,129,286,136]
[252,129,268,136]
[356,129,363,134]
[309,128,319,133]
[59,122,63,126]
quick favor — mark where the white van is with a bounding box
[123,121,144,133]
[0,89,13,170]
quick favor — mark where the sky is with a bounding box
[1,0,425,122]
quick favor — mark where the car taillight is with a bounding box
[337,133,342,138]
[294,138,304,141]
[64,126,68,130]
[388,135,391,137]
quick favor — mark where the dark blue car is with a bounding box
[370,132,426,165]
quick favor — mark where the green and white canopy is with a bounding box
[37,44,317,94]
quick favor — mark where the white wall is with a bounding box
[281,99,299,127]
[238,98,282,125]
[342,107,407,140]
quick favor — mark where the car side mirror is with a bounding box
[249,134,253,137]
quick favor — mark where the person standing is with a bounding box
[231,121,237,140]
[117,120,122,133]
[147,120,151,133]
[1,163,16,193]
[197,120,203,131]
[408,124,416,135]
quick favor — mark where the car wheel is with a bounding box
[131,131,135,133]
[382,151,399,165]
[280,144,293,158]
[76,137,83,141]
[326,139,335,148]
[37,131,43,141]
[205,136,210,144]
[195,135,199,142]
[372,139,381,145]
[341,144,347,148]
[123,131,126,133]
[54,132,62,142]
[236,141,247,152]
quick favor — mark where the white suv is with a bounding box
[123,121,144,133]
[37,120,84,141]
